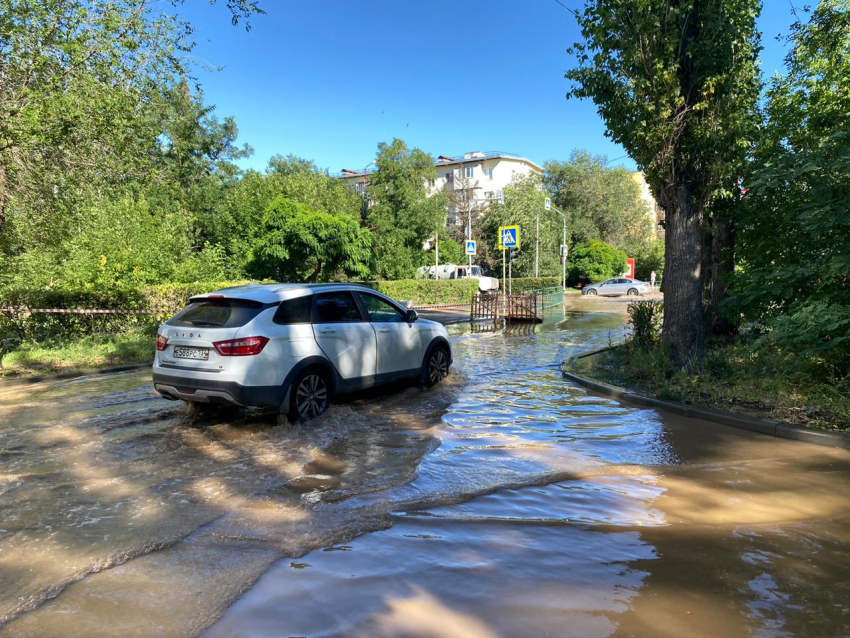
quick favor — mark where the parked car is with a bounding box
[581,278,652,297]
[416,264,499,292]
[152,283,452,421]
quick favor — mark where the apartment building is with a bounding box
[629,171,664,232]
[335,151,543,226]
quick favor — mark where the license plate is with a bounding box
[173,346,209,361]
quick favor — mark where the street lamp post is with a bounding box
[548,206,568,292]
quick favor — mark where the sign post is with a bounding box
[498,225,520,301]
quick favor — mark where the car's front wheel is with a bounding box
[585,289,598,296]
[288,369,330,422]
[424,346,450,387]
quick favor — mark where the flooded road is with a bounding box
[1,306,849,638]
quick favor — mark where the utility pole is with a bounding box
[535,210,540,278]
[548,206,568,291]
[467,200,473,268]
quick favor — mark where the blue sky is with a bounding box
[179,1,798,174]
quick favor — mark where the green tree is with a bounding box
[268,155,364,221]
[483,173,559,278]
[0,0,262,237]
[732,0,850,368]
[544,150,653,249]
[567,239,628,286]
[15,194,231,290]
[247,197,372,283]
[628,237,665,282]
[566,0,762,367]
[366,139,447,279]
[423,237,465,267]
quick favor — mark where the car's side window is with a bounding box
[273,294,312,324]
[359,293,404,323]
[314,292,364,323]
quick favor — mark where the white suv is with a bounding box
[152,283,452,421]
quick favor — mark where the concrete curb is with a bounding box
[0,363,152,387]
[561,347,850,450]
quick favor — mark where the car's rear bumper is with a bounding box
[152,371,284,407]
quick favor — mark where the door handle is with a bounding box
[378,328,391,333]
[320,329,336,334]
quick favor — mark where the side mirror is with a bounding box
[406,309,418,323]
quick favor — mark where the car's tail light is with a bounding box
[213,336,269,356]
[155,334,168,351]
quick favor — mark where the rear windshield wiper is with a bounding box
[189,320,225,327]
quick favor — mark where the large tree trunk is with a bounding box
[710,217,736,335]
[661,181,706,368]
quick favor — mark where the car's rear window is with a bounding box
[273,295,312,324]
[166,299,267,328]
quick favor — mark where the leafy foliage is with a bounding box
[732,0,850,369]
[566,0,762,366]
[362,279,478,305]
[424,237,465,267]
[627,300,664,350]
[483,173,559,277]
[628,237,665,281]
[366,139,448,280]
[544,150,654,248]
[567,239,628,286]
[247,198,372,283]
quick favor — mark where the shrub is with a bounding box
[567,239,628,286]
[361,279,478,305]
[0,278,478,347]
[627,299,663,350]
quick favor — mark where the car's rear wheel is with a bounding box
[288,369,330,422]
[627,288,639,296]
[586,289,598,296]
[424,346,450,387]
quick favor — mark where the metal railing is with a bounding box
[522,287,563,313]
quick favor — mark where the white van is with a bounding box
[416,264,499,292]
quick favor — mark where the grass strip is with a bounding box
[571,340,849,431]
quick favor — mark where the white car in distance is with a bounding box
[152,283,452,421]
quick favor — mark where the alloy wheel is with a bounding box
[295,374,328,420]
[428,349,449,385]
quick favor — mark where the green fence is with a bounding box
[524,286,564,313]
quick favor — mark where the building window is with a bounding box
[488,167,494,180]
[428,178,435,187]
[445,172,453,183]
[465,166,474,179]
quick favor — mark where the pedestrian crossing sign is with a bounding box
[498,225,520,250]
[465,240,476,255]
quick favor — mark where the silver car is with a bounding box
[581,278,652,297]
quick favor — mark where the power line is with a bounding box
[553,0,579,17]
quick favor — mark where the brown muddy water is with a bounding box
[1,308,849,638]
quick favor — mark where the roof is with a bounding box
[191,282,378,303]
[333,151,543,179]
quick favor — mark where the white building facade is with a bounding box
[335,151,543,226]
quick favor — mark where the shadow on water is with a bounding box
[1,306,850,638]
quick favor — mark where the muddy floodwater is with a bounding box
[1,305,849,638]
